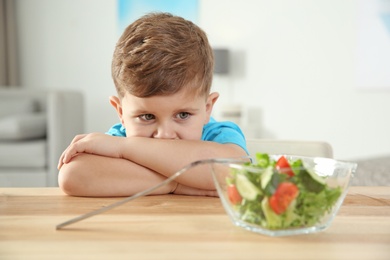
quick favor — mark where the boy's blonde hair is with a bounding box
[112,12,214,98]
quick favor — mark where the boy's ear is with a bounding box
[109,96,124,125]
[205,92,219,120]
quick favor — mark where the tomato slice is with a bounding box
[276,156,294,177]
[269,182,299,214]
[227,184,242,204]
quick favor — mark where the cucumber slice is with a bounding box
[261,198,282,228]
[307,168,326,185]
[235,174,260,201]
[300,165,326,193]
[261,166,273,189]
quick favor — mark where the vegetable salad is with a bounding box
[226,153,342,230]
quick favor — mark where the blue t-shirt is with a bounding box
[106,117,248,154]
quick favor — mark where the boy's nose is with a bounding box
[153,123,177,139]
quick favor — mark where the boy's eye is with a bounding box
[176,112,190,120]
[139,114,155,121]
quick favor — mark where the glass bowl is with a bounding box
[209,155,357,236]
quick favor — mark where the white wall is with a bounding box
[16,0,120,133]
[15,0,390,160]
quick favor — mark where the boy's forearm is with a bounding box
[119,137,247,190]
[58,153,176,197]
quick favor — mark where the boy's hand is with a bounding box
[58,133,124,169]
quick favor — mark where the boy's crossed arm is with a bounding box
[58,133,246,197]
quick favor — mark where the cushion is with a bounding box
[0,112,46,141]
[0,97,37,118]
[0,139,47,168]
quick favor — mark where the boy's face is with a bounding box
[110,88,219,140]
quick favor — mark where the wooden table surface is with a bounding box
[1,187,389,260]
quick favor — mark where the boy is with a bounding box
[58,13,248,197]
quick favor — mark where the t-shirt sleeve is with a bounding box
[202,120,249,154]
[106,123,126,137]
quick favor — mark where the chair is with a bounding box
[246,138,333,158]
[0,88,84,187]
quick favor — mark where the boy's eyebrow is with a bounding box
[131,107,200,115]
[131,109,152,115]
[171,107,203,115]
[176,107,200,112]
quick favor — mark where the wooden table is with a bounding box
[1,187,389,260]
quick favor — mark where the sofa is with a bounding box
[0,88,84,187]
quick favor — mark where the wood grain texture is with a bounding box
[1,187,389,260]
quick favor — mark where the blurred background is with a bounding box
[2,0,390,161]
